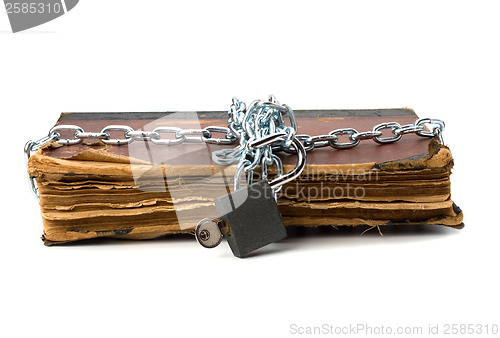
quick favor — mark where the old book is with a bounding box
[27,109,463,245]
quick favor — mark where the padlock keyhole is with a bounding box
[199,229,210,241]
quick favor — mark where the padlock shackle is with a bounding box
[269,137,306,190]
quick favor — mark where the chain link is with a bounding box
[328,128,360,149]
[75,131,110,140]
[24,133,59,202]
[100,125,134,145]
[126,130,161,141]
[49,125,85,145]
[372,122,403,144]
[151,127,185,145]
[24,97,445,200]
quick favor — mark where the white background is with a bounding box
[1,1,499,337]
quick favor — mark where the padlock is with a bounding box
[214,179,286,257]
[196,137,306,258]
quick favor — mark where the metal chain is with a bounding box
[44,124,237,146]
[276,117,445,153]
[24,97,445,201]
[223,95,300,196]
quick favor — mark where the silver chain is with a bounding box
[41,124,238,146]
[273,118,445,152]
[24,96,445,201]
[215,95,301,195]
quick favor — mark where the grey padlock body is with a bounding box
[214,180,287,258]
